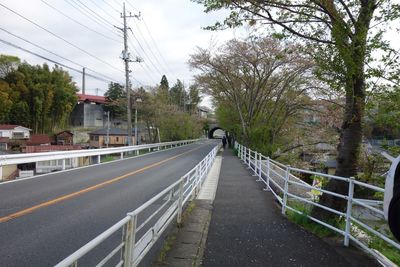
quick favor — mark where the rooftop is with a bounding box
[89,127,141,136]
[77,93,106,104]
[0,124,31,130]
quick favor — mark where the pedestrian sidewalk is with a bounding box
[202,149,378,267]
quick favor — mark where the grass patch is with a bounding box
[155,234,177,266]
[369,234,400,266]
[286,201,344,238]
[101,155,115,163]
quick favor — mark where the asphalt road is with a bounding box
[0,140,218,266]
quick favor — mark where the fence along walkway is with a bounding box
[236,142,400,266]
[203,149,376,266]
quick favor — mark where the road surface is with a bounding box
[0,140,217,266]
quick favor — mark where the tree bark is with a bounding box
[312,77,365,221]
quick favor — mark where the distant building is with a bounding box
[27,134,53,146]
[0,124,31,139]
[55,131,74,145]
[70,93,106,128]
[197,106,211,119]
[0,125,31,151]
[89,128,142,148]
[89,128,135,148]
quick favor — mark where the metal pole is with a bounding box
[265,157,271,191]
[177,177,184,225]
[123,214,137,267]
[106,111,110,148]
[82,67,85,94]
[344,177,355,246]
[122,3,132,147]
[253,151,258,176]
[134,106,138,146]
[282,165,290,215]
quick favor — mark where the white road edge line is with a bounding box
[197,152,223,201]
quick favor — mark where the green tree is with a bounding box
[1,57,77,133]
[169,79,186,109]
[194,0,400,220]
[187,84,202,113]
[104,82,126,119]
[190,37,315,153]
[158,75,170,104]
[0,54,20,78]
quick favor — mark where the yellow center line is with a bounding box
[0,145,203,224]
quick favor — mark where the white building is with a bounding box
[0,125,31,139]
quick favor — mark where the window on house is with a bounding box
[12,132,24,139]
[116,137,119,142]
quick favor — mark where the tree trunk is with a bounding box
[312,76,365,221]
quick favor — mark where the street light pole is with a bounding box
[134,106,138,145]
[134,97,142,145]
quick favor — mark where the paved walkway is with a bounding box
[202,149,377,267]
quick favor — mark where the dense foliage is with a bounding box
[0,55,78,133]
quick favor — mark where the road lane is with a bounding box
[0,140,218,266]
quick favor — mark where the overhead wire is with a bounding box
[0,37,122,84]
[142,17,179,81]
[71,0,117,29]
[127,38,159,83]
[0,2,124,73]
[0,27,120,83]
[133,19,172,79]
[39,0,120,43]
[87,0,122,27]
[63,0,121,38]
[128,28,164,78]
[100,0,120,14]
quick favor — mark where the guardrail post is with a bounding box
[121,152,124,159]
[247,149,251,168]
[0,166,3,181]
[97,155,101,164]
[344,177,355,247]
[253,152,258,176]
[123,213,137,267]
[282,165,290,215]
[62,159,66,170]
[256,153,262,181]
[264,157,270,191]
[177,177,184,225]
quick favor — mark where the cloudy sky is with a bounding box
[0,0,241,107]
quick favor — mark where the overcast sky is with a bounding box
[0,0,241,107]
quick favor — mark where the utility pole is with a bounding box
[119,3,141,146]
[82,67,86,94]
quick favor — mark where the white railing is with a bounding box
[0,139,199,179]
[55,144,220,267]
[235,142,400,265]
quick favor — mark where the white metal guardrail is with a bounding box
[235,142,400,265]
[55,143,220,267]
[0,139,199,179]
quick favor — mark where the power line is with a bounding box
[0,27,119,83]
[100,0,120,14]
[87,0,122,26]
[39,0,120,43]
[142,17,178,81]
[133,19,171,78]
[127,38,160,83]
[64,0,120,37]
[71,0,117,29]
[128,28,164,77]
[0,2,124,73]
[0,37,121,84]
